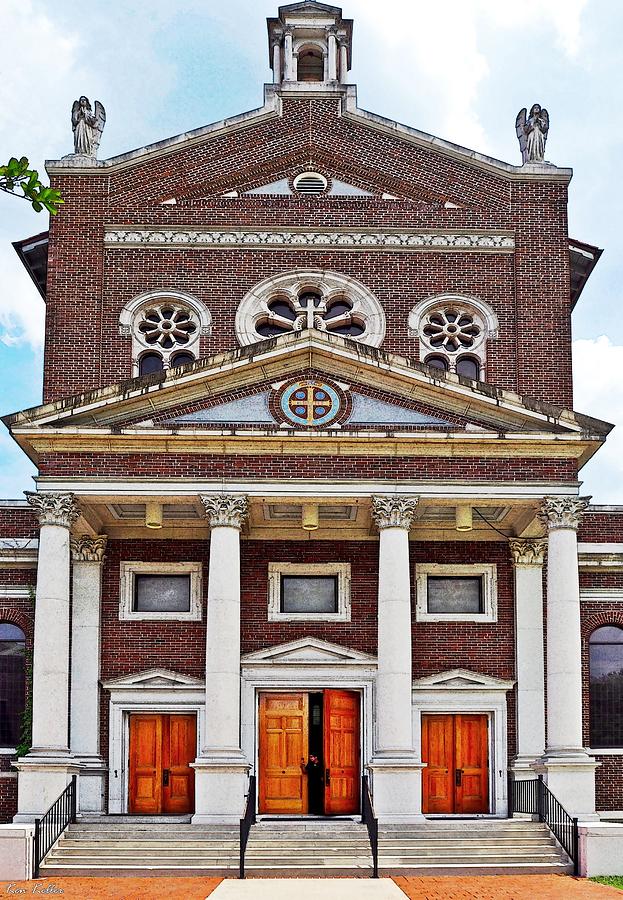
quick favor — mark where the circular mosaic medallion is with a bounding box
[273,378,348,428]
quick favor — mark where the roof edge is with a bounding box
[45,84,573,184]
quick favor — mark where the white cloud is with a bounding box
[353,0,589,152]
[573,336,623,503]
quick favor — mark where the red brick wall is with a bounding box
[43,97,572,407]
[0,506,38,538]
[579,510,623,543]
[38,453,577,482]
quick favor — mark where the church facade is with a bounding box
[1,0,623,855]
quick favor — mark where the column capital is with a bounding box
[25,491,80,529]
[71,534,108,563]
[509,538,547,567]
[201,494,249,530]
[371,495,418,530]
[539,496,590,532]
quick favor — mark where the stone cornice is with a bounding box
[540,496,591,531]
[70,534,108,563]
[371,495,418,530]
[509,538,547,567]
[103,227,515,253]
[25,491,80,529]
[201,494,249,530]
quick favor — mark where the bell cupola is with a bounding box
[267,2,353,86]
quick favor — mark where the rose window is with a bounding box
[256,291,366,339]
[236,271,385,348]
[422,309,481,352]
[408,295,497,382]
[137,305,198,350]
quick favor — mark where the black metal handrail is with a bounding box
[239,774,257,879]
[33,774,77,878]
[508,773,578,875]
[361,774,379,878]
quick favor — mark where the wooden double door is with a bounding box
[128,714,196,815]
[258,690,360,815]
[422,714,489,814]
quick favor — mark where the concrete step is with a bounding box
[41,818,572,878]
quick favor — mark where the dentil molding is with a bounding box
[371,495,419,530]
[509,538,547,567]
[104,228,515,253]
[71,534,108,563]
[201,494,249,529]
[25,491,81,528]
[540,496,590,531]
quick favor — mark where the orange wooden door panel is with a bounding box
[422,714,455,814]
[455,714,489,814]
[323,689,360,815]
[259,693,308,814]
[422,714,489,815]
[163,714,196,814]
[129,714,162,814]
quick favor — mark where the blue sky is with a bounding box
[1,0,622,501]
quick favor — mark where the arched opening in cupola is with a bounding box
[297,47,324,81]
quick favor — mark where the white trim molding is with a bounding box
[267,562,351,622]
[415,563,498,623]
[102,668,205,815]
[119,560,203,621]
[104,228,515,253]
[412,668,515,817]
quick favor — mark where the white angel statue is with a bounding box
[71,96,106,157]
[515,104,549,164]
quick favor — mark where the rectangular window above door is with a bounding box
[415,563,497,623]
[268,562,351,622]
[119,560,203,621]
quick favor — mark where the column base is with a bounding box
[73,756,107,815]
[367,755,426,824]
[13,757,81,821]
[511,755,542,777]
[533,752,600,821]
[190,753,250,824]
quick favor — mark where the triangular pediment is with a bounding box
[241,637,376,665]
[5,330,609,454]
[413,668,515,691]
[101,668,204,690]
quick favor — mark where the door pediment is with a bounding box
[241,637,376,666]
[102,668,204,690]
[413,668,515,692]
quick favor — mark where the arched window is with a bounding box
[170,352,195,369]
[589,625,623,748]
[139,352,165,377]
[235,269,386,349]
[119,290,211,377]
[0,623,26,747]
[298,47,324,81]
[425,355,449,372]
[409,294,498,381]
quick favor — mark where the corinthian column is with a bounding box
[509,539,546,774]
[192,494,249,824]
[15,493,81,819]
[70,534,107,814]
[536,496,598,818]
[369,495,424,823]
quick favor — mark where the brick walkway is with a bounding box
[394,875,622,899]
[0,875,621,899]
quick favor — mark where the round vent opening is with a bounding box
[293,172,328,196]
